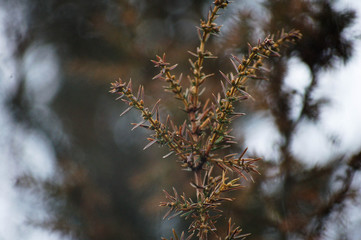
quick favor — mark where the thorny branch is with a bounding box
[110,0,302,239]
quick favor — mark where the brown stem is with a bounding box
[194,170,203,201]
[193,5,220,108]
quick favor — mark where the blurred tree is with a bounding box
[2,0,211,239]
[219,0,360,240]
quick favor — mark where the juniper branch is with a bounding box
[110,0,302,239]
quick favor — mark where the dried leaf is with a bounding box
[153,72,164,80]
[230,58,239,72]
[143,139,158,150]
[169,64,178,70]
[151,99,161,114]
[199,87,206,96]
[220,80,227,96]
[178,73,183,84]
[247,42,252,55]
[181,120,187,136]
[131,120,146,131]
[156,108,160,121]
[163,189,176,201]
[119,106,133,117]
[202,98,210,112]
[163,207,173,220]
[188,51,198,57]
[231,54,242,64]
[237,88,255,101]
[197,28,202,41]
[115,94,124,100]
[136,85,142,99]
[126,79,132,91]
[219,70,232,85]
[163,151,174,159]
[239,147,248,160]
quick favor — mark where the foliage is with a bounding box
[3,0,360,239]
[223,1,360,239]
[110,1,301,239]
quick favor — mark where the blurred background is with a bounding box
[1,0,361,239]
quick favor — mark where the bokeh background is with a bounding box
[1,0,361,239]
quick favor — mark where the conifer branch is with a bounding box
[110,0,302,239]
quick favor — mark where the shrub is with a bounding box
[110,1,301,239]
